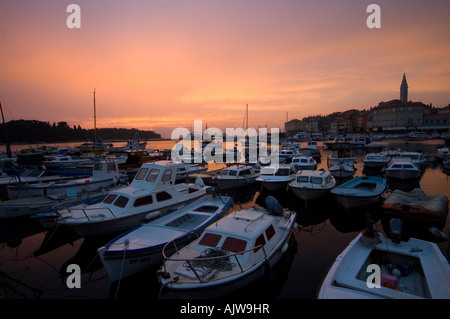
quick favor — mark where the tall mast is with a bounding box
[0,101,12,158]
[245,104,248,130]
[93,88,97,143]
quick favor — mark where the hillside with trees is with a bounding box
[0,119,161,143]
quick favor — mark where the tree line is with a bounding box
[0,119,161,143]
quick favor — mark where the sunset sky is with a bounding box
[1,0,449,138]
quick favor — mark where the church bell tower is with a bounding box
[400,73,408,103]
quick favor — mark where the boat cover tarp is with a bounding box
[384,188,448,213]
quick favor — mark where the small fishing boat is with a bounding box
[397,152,425,167]
[0,185,124,220]
[383,158,421,180]
[327,142,355,179]
[53,160,211,237]
[175,163,208,181]
[363,152,391,169]
[97,194,232,282]
[289,169,336,201]
[328,158,356,179]
[211,165,260,190]
[7,159,128,199]
[330,176,387,209]
[255,164,296,191]
[42,155,94,168]
[382,188,449,223]
[318,226,450,299]
[158,196,297,299]
[291,156,317,171]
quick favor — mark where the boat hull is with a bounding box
[159,233,293,299]
[98,196,232,282]
[384,170,421,180]
[290,186,331,200]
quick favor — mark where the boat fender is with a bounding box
[145,211,161,220]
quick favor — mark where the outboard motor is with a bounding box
[265,196,284,216]
[390,218,403,244]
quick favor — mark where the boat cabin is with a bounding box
[292,156,316,169]
[193,209,281,265]
[260,165,296,178]
[131,160,184,189]
[220,166,256,178]
[294,170,333,186]
[387,158,418,171]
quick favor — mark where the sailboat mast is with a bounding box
[93,89,97,143]
[0,101,12,158]
[245,104,248,130]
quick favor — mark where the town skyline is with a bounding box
[1,1,450,138]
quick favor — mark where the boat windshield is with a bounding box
[146,168,160,182]
[297,176,309,183]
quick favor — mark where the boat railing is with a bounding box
[52,204,117,222]
[161,239,266,283]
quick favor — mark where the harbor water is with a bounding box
[1,139,449,303]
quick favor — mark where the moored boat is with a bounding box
[363,152,391,169]
[255,164,296,191]
[53,160,211,237]
[289,169,336,201]
[382,188,449,223]
[97,194,233,282]
[383,158,421,180]
[330,176,387,209]
[158,196,297,299]
[291,156,317,171]
[211,165,260,190]
[318,229,450,299]
[7,159,128,199]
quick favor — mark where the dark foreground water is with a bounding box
[1,139,449,313]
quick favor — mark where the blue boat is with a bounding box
[330,176,387,209]
[97,194,233,282]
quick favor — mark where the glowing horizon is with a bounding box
[1,0,450,138]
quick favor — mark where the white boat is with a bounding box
[256,164,296,191]
[106,134,148,151]
[7,159,128,199]
[291,156,317,171]
[42,155,94,168]
[436,147,450,160]
[328,157,355,179]
[327,142,356,179]
[53,160,211,237]
[330,176,387,209]
[383,158,421,180]
[175,163,208,181]
[158,197,297,298]
[0,186,122,220]
[318,230,450,299]
[0,168,91,188]
[97,194,233,282]
[397,152,425,167]
[211,165,260,190]
[289,169,336,201]
[363,152,391,168]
